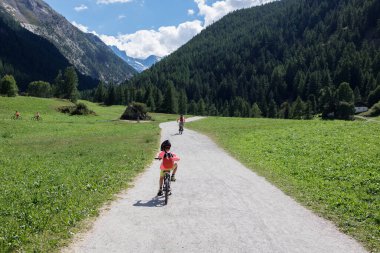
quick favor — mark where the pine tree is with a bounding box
[251,103,262,118]
[259,98,268,117]
[178,90,188,114]
[197,99,206,115]
[222,101,230,117]
[63,66,79,102]
[336,82,355,120]
[268,99,278,118]
[308,94,317,114]
[105,85,116,105]
[162,82,178,113]
[304,100,313,120]
[292,96,305,119]
[294,71,306,98]
[188,100,197,115]
[146,93,156,112]
[124,87,130,104]
[231,97,251,117]
[154,89,163,111]
[135,89,145,103]
[319,87,336,119]
[353,86,361,104]
[53,70,64,97]
[279,102,291,119]
[116,86,125,105]
[208,103,218,116]
[94,81,106,103]
[129,87,136,102]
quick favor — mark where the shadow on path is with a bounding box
[133,197,165,207]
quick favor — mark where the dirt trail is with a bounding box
[64,117,366,253]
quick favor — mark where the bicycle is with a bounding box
[178,123,184,135]
[11,115,22,120]
[155,158,172,205]
[31,116,42,121]
[162,170,171,205]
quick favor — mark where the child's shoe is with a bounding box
[171,174,176,182]
[157,189,163,196]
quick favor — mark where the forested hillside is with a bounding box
[120,0,380,118]
[0,10,98,91]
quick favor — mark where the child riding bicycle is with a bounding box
[34,112,41,120]
[156,140,180,196]
[177,114,185,127]
[177,114,185,133]
[15,111,20,119]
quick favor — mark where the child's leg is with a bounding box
[159,176,164,189]
[172,163,178,175]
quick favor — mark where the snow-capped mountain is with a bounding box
[0,0,136,85]
[110,46,162,73]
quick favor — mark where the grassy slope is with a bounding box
[187,117,380,252]
[0,96,175,252]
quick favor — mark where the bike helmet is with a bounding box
[160,140,171,151]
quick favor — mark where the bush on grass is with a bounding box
[58,102,95,116]
[120,102,151,121]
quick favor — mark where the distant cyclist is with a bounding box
[177,114,185,133]
[35,112,41,121]
[156,140,180,196]
[15,111,20,119]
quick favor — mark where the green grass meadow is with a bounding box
[0,96,175,252]
[188,117,380,252]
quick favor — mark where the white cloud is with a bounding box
[99,20,203,59]
[118,15,126,20]
[74,4,88,12]
[71,21,90,33]
[96,0,132,4]
[73,0,276,60]
[188,9,195,16]
[195,0,275,26]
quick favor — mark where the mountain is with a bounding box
[110,46,161,73]
[126,0,380,117]
[0,7,99,90]
[0,0,136,88]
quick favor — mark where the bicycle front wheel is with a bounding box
[164,178,169,205]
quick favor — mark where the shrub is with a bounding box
[57,103,95,116]
[336,101,355,120]
[71,103,95,115]
[368,86,380,107]
[28,81,52,98]
[0,75,18,97]
[337,82,354,103]
[120,102,151,121]
[363,101,380,117]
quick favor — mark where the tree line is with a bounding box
[87,0,379,120]
[0,66,80,102]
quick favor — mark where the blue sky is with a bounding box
[44,0,275,59]
[44,0,200,34]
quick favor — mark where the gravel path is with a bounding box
[64,117,366,253]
